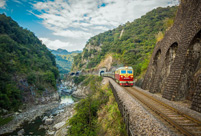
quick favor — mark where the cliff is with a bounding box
[142,0,201,113]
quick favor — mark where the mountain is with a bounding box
[49,48,69,55]
[72,6,178,78]
[0,14,59,111]
[50,48,82,55]
[50,49,82,75]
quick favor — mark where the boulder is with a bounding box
[42,116,48,121]
[17,129,24,136]
[47,130,55,136]
[53,121,66,130]
[45,118,54,125]
[2,109,8,114]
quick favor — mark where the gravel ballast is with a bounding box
[108,78,177,136]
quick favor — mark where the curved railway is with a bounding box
[123,87,201,136]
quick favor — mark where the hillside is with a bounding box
[72,6,178,77]
[0,14,59,111]
[50,49,82,74]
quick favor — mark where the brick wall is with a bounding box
[142,0,201,113]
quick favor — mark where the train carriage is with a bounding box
[115,66,134,86]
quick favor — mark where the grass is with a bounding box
[0,116,13,127]
[96,83,127,136]
[156,31,164,43]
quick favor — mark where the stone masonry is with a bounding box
[142,0,201,113]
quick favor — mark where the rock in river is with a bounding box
[17,129,24,136]
[53,121,66,130]
[45,118,54,125]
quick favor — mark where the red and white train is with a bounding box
[102,66,134,87]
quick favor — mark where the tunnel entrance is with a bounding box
[100,71,105,76]
[99,68,107,76]
[75,71,80,76]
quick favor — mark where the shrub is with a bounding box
[27,72,36,84]
[73,75,86,85]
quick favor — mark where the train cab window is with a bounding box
[127,70,133,74]
[121,70,126,74]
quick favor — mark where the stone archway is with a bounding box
[160,43,178,94]
[178,30,201,100]
[148,49,161,92]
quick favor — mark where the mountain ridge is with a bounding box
[50,49,82,75]
[72,6,178,79]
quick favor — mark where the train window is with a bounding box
[127,70,133,74]
[121,70,126,74]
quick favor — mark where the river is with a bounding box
[3,83,78,136]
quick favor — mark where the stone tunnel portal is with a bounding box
[99,68,107,76]
[100,71,105,76]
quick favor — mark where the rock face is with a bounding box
[17,78,59,105]
[64,80,89,98]
[72,85,89,98]
[142,0,201,113]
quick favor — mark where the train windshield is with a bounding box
[121,70,126,74]
[127,70,133,74]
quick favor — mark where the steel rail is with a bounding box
[123,87,201,136]
[133,87,201,125]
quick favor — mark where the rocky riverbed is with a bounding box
[0,101,59,135]
[43,102,76,136]
[0,80,84,136]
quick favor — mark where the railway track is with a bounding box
[123,87,201,136]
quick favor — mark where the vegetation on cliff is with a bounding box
[0,14,59,111]
[68,76,126,136]
[72,6,177,77]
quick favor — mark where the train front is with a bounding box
[115,66,134,87]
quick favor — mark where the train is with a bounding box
[101,66,134,87]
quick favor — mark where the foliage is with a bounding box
[68,76,106,136]
[0,13,59,111]
[68,76,126,136]
[73,75,86,85]
[72,6,178,77]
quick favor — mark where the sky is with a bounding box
[0,0,179,51]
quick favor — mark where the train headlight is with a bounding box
[121,75,124,78]
[130,75,133,78]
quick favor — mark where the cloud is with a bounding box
[32,0,179,50]
[53,30,93,39]
[40,37,72,50]
[13,0,23,5]
[0,0,6,9]
[40,37,83,51]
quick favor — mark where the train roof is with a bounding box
[116,66,133,70]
